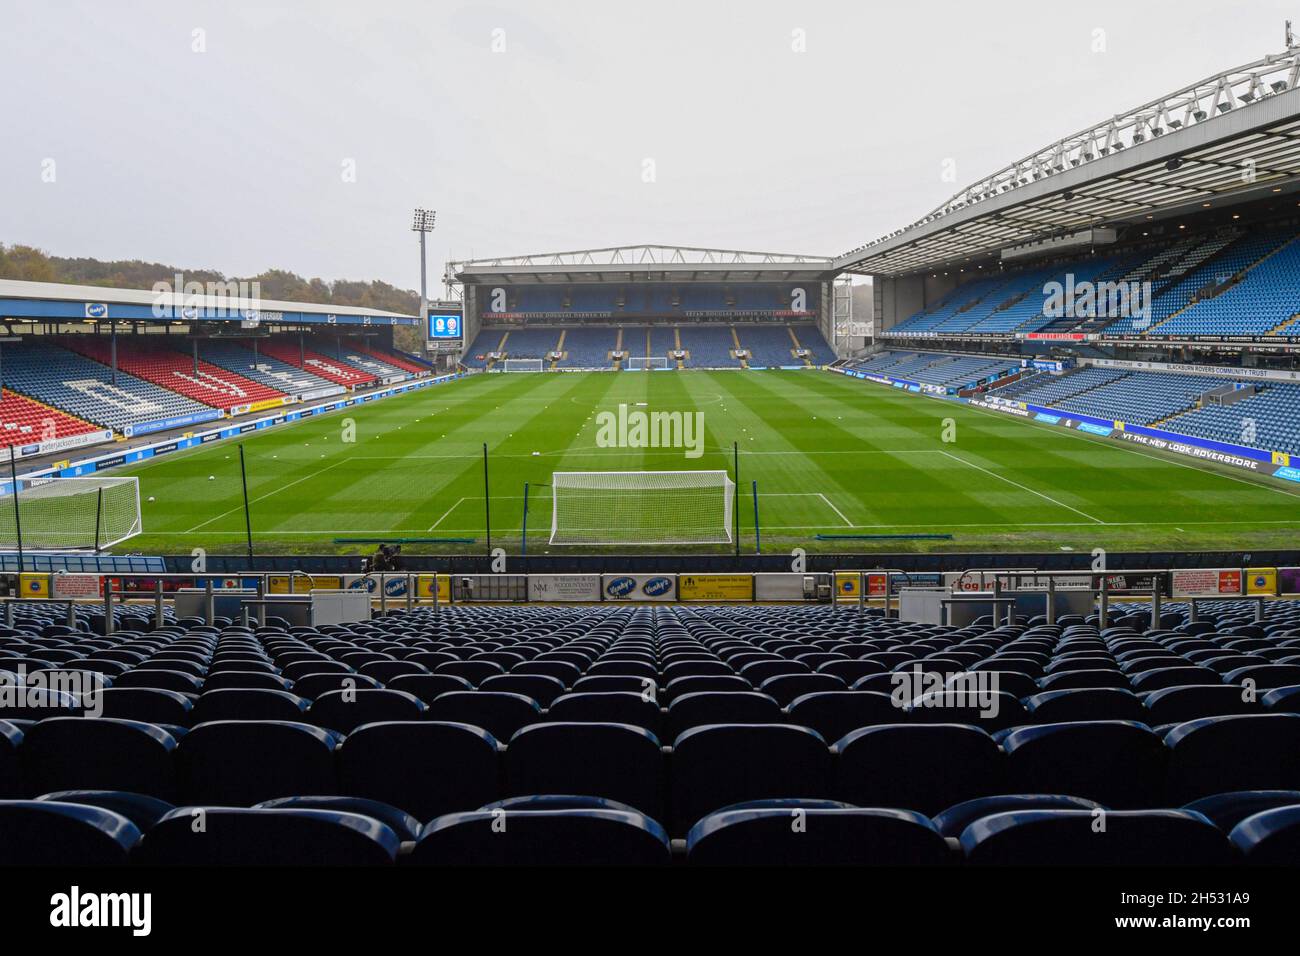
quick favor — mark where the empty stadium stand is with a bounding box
[0,341,214,432]
[461,323,835,371]
[885,224,1300,341]
[61,337,286,411]
[309,337,410,380]
[556,326,617,368]
[848,350,1019,390]
[0,390,101,450]
[1163,382,1300,454]
[197,340,338,396]
[259,338,376,387]
[3,597,1300,866]
[678,325,740,367]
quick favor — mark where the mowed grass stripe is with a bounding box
[114,370,1300,554]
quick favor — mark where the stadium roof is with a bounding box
[448,244,837,285]
[0,278,420,326]
[837,44,1300,277]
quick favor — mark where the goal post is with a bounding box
[625,356,669,370]
[501,358,545,372]
[549,470,734,545]
[0,476,142,552]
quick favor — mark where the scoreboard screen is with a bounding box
[428,313,462,339]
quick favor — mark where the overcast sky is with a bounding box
[2,0,1294,292]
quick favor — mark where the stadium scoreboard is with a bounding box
[428,312,462,340]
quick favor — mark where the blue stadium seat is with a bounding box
[135,807,399,865]
[687,807,953,865]
[95,687,195,725]
[665,691,784,740]
[256,795,422,841]
[960,809,1236,865]
[546,692,661,735]
[426,691,542,741]
[190,688,309,723]
[1182,790,1300,830]
[0,800,141,865]
[1228,806,1300,864]
[1165,713,1300,801]
[669,724,831,836]
[335,721,500,821]
[21,717,178,800]
[1001,721,1167,808]
[834,723,1005,816]
[785,691,901,741]
[0,720,24,798]
[505,722,665,822]
[931,794,1105,838]
[36,789,176,831]
[410,809,672,865]
[306,688,427,733]
[177,720,340,805]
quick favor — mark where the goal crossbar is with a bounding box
[501,358,545,372]
[549,470,734,546]
[0,476,142,552]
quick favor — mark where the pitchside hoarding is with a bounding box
[601,574,677,602]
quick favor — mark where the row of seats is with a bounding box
[4,790,1299,866]
[60,336,288,411]
[888,225,1299,340]
[4,707,1299,835]
[0,390,101,450]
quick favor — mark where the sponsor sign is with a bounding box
[1246,568,1277,596]
[1077,422,1114,437]
[1088,359,1300,384]
[1096,573,1164,594]
[1116,432,1264,470]
[13,429,115,460]
[834,571,861,602]
[266,575,344,594]
[1280,568,1300,595]
[50,573,104,599]
[301,386,346,401]
[678,574,753,602]
[527,574,603,602]
[1170,569,1242,597]
[19,573,51,597]
[124,409,223,438]
[601,574,676,602]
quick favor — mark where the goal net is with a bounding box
[502,358,545,372]
[0,476,142,551]
[625,357,669,370]
[550,470,734,545]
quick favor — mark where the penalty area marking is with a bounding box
[938,450,1106,525]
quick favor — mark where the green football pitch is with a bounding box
[115,369,1300,555]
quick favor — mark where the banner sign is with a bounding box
[678,574,754,601]
[1171,568,1243,597]
[1246,568,1277,596]
[528,574,602,602]
[601,574,677,602]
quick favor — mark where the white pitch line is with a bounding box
[139,517,1300,536]
[185,458,349,533]
[939,450,1106,525]
[817,493,853,527]
[930,387,1300,503]
[427,497,466,531]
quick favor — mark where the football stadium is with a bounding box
[2,1,1300,925]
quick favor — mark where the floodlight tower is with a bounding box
[412,207,437,314]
